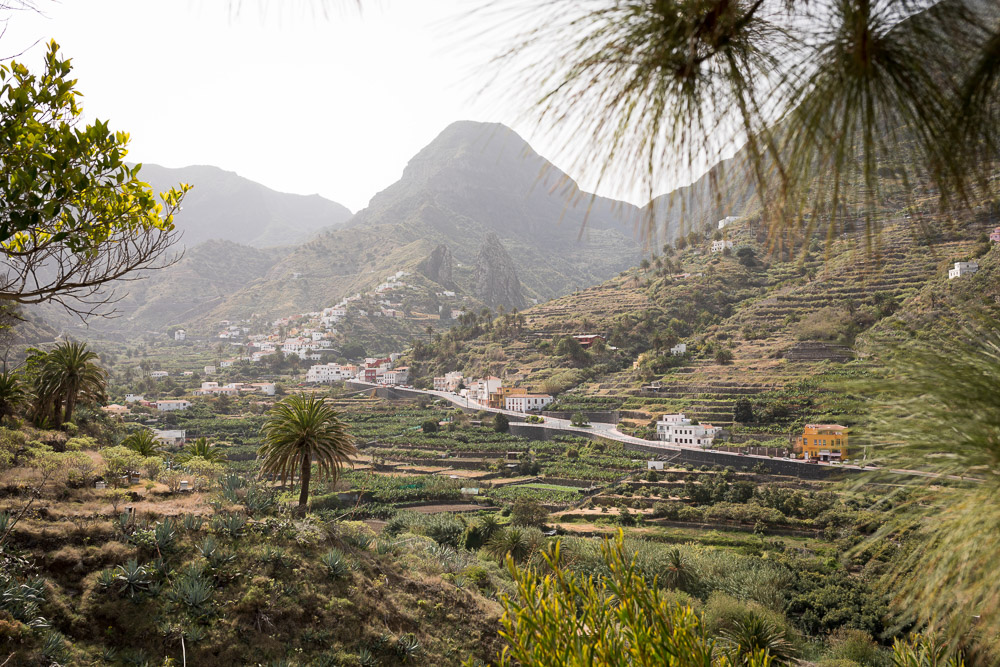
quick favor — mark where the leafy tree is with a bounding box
[570,412,590,427]
[511,497,548,528]
[735,246,757,268]
[733,398,754,424]
[175,437,227,464]
[421,419,439,434]
[493,412,509,433]
[0,42,187,317]
[259,393,356,514]
[715,348,734,365]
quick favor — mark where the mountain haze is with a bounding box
[194,121,649,326]
[138,164,353,248]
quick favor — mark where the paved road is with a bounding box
[352,382,874,473]
[350,382,981,482]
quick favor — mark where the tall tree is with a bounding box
[39,341,107,425]
[0,42,188,318]
[259,394,356,514]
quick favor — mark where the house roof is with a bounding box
[806,424,848,430]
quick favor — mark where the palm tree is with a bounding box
[492,0,997,243]
[175,437,227,464]
[259,394,356,515]
[123,430,164,457]
[37,341,106,426]
[0,371,25,422]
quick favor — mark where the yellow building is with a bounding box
[488,386,526,409]
[796,424,849,461]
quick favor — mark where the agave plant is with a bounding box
[170,568,214,612]
[152,518,177,554]
[181,514,204,532]
[357,647,380,667]
[95,569,116,593]
[320,548,350,579]
[1,578,49,629]
[211,512,248,538]
[114,559,151,599]
[394,633,421,663]
[41,630,68,663]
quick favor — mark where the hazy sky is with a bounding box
[2,1,657,213]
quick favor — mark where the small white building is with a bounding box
[505,394,554,413]
[174,329,186,341]
[717,216,739,230]
[204,365,216,375]
[656,413,721,448]
[711,239,734,254]
[306,363,353,383]
[434,371,465,392]
[250,382,276,396]
[156,399,191,412]
[124,394,144,403]
[647,460,666,470]
[149,371,168,379]
[152,429,186,447]
[948,261,979,279]
[670,342,687,356]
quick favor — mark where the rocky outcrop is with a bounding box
[417,244,455,289]
[474,233,526,311]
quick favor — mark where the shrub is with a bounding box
[828,628,888,667]
[494,413,510,433]
[511,497,548,528]
[421,419,439,434]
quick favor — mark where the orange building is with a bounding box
[488,386,527,409]
[795,424,849,461]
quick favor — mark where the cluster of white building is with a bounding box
[656,413,722,448]
[433,372,554,413]
[305,354,410,386]
[195,381,276,397]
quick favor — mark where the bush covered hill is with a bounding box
[2,394,981,666]
[406,184,1000,446]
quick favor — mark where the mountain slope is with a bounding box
[138,164,353,248]
[195,121,648,327]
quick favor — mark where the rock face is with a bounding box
[417,244,455,289]
[474,233,526,311]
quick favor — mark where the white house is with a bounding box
[306,363,353,383]
[717,216,739,230]
[711,239,734,254]
[124,394,144,403]
[152,429,186,447]
[948,261,979,279]
[647,460,666,470]
[505,394,553,413]
[656,413,721,448]
[156,399,191,412]
[434,371,464,392]
[383,367,410,386]
[150,371,168,379]
[204,365,216,375]
[174,329,186,341]
[220,359,235,368]
[670,342,687,356]
[250,382,276,396]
